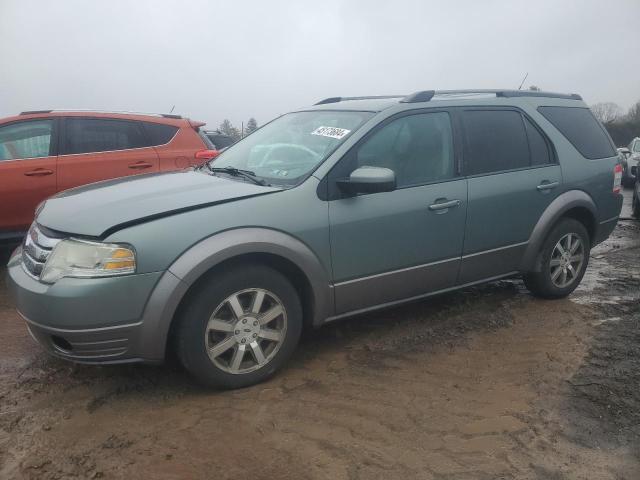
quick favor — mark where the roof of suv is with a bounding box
[307,89,583,112]
[2,110,196,127]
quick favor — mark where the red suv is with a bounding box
[0,111,218,241]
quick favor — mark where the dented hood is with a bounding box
[36,169,281,237]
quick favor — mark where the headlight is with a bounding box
[40,239,136,284]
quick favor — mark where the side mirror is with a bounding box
[337,166,396,195]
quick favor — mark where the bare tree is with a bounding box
[245,118,258,135]
[625,100,640,124]
[597,100,640,146]
[219,119,241,141]
[590,102,623,125]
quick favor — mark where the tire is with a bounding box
[633,186,640,219]
[176,264,303,389]
[523,218,590,299]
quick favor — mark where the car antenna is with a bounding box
[169,105,175,114]
[518,72,529,91]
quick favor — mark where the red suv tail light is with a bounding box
[613,164,623,194]
[194,149,220,161]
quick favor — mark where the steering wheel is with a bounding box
[262,143,320,167]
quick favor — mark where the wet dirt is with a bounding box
[1,191,639,480]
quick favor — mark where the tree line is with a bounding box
[217,117,258,141]
[591,100,640,147]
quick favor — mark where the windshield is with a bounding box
[634,141,640,153]
[208,110,374,186]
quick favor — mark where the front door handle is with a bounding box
[128,161,154,170]
[536,181,559,191]
[428,199,461,213]
[24,168,54,177]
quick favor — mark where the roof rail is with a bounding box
[316,89,582,105]
[313,89,582,107]
[20,110,53,115]
[19,109,183,118]
[400,91,435,103]
[497,90,582,100]
[315,95,404,105]
[428,89,582,101]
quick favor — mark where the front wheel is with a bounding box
[177,265,303,389]
[523,218,590,299]
[633,185,640,219]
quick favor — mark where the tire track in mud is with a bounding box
[562,219,640,457]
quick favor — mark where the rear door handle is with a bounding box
[128,161,154,170]
[536,181,559,191]
[24,168,54,177]
[428,199,461,212]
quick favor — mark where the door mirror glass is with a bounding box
[337,166,396,195]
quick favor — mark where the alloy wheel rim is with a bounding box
[205,288,287,374]
[549,233,585,288]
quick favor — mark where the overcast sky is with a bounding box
[1,0,639,129]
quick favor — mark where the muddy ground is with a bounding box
[1,190,639,480]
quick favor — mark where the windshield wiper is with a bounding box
[205,165,269,186]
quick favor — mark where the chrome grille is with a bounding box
[22,224,61,279]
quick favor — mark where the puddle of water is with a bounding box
[592,316,622,326]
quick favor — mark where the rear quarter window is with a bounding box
[538,106,616,159]
[143,122,179,146]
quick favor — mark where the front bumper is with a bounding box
[21,313,146,364]
[6,247,164,364]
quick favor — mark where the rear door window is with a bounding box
[0,120,54,160]
[538,106,615,159]
[63,118,148,155]
[462,110,529,175]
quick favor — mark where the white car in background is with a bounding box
[623,138,640,188]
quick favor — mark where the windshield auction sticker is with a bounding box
[311,126,351,139]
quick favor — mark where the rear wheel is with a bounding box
[633,184,640,219]
[524,218,590,299]
[177,265,302,389]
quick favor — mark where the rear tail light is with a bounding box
[194,149,220,161]
[613,163,623,194]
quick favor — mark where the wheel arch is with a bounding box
[137,228,333,362]
[520,190,597,273]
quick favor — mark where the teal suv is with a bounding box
[7,90,623,388]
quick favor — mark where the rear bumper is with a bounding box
[594,215,619,246]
